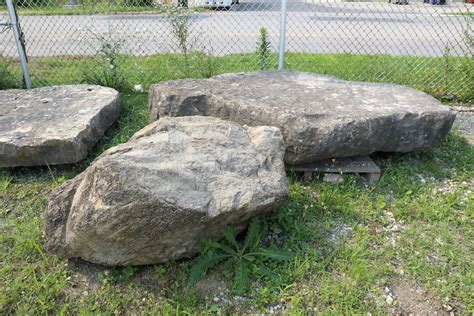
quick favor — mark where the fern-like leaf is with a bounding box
[222,226,240,251]
[257,263,281,283]
[188,251,229,287]
[248,248,293,261]
[233,259,250,295]
[242,218,262,253]
[214,241,239,256]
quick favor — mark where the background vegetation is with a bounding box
[1,52,473,104]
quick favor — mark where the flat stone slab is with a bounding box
[149,71,456,165]
[44,116,288,266]
[0,85,121,167]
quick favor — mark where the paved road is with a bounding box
[1,1,471,58]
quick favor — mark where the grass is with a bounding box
[1,88,473,313]
[0,3,208,16]
[445,12,474,17]
[0,58,22,90]
[0,4,160,16]
[2,52,473,104]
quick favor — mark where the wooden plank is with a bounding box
[288,155,381,174]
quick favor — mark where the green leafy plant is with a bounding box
[154,261,173,279]
[98,266,136,285]
[195,48,217,78]
[188,218,292,294]
[81,31,132,92]
[257,27,272,70]
[167,6,195,76]
[441,44,453,101]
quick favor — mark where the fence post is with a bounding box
[278,0,287,70]
[6,0,32,89]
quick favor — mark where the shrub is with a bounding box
[81,32,132,93]
[166,6,196,76]
[257,27,272,70]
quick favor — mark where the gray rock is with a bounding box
[0,85,121,167]
[44,116,288,266]
[149,71,456,165]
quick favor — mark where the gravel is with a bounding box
[453,106,474,144]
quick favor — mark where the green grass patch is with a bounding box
[3,52,472,103]
[0,2,208,16]
[1,89,473,313]
[0,58,22,89]
[445,12,474,17]
[0,4,158,16]
[286,52,474,104]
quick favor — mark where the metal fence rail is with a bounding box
[0,0,472,102]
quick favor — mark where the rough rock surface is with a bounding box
[149,71,456,165]
[44,116,288,266]
[0,85,121,167]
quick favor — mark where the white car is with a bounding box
[198,0,236,10]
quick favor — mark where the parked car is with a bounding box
[388,0,409,4]
[177,0,237,10]
[197,0,235,10]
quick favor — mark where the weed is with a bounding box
[257,28,272,70]
[441,45,453,101]
[195,46,217,78]
[167,6,195,77]
[155,266,167,278]
[189,218,293,294]
[81,30,131,92]
[98,266,137,285]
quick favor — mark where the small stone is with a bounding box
[386,295,394,305]
[323,173,344,184]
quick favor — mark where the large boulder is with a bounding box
[149,71,456,165]
[44,116,288,266]
[0,85,121,167]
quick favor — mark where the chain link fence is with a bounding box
[1,0,473,102]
